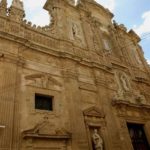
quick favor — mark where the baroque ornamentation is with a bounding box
[113,71,132,102]
[25,73,62,89]
[71,22,83,43]
[8,0,25,22]
[120,74,130,92]
[134,91,147,104]
[22,119,71,139]
[0,0,150,149]
[0,0,7,16]
[83,106,106,127]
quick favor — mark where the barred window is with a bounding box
[35,93,53,111]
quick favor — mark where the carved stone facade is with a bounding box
[0,0,150,150]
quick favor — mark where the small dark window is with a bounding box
[35,93,53,111]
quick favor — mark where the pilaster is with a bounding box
[0,0,7,17]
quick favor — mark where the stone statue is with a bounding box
[120,74,129,91]
[72,23,81,38]
[92,129,103,150]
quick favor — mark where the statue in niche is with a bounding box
[72,23,81,40]
[92,129,103,150]
[120,74,130,92]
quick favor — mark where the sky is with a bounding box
[5,0,150,64]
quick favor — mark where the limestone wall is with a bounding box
[0,0,150,150]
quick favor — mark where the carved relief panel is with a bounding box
[101,31,112,53]
[114,71,132,101]
[113,70,148,105]
[68,19,85,46]
[24,73,62,91]
[22,118,71,150]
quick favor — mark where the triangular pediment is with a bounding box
[83,106,105,118]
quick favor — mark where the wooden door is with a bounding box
[127,123,150,150]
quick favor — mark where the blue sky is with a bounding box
[6,0,150,63]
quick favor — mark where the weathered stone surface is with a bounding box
[0,0,150,150]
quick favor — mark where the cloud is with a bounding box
[7,0,49,26]
[23,0,47,10]
[5,0,115,26]
[96,0,116,12]
[134,11,150,36]
[147,59,150,65]
[30,11,50,26]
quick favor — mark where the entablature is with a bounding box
[112,100,150,120]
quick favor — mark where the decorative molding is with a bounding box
[0,125,5,129]
[79,82,97,92]
[83,106,106,128]
[112,100,150,119]
[134,76,150,85]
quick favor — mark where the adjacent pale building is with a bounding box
[0,0,150,150]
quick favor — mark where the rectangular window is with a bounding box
[127,123,149,150]
[35,93,53,111]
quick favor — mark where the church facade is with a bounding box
[0,0,150,150]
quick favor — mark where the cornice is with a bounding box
[23,133,71,139]
[128,29,141,43]
[77,0,114,19]
[133,77,150,86]
[0,52,25,66]
[0,27,116,75]
[112,100,150,120]
[112,100,150,108]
